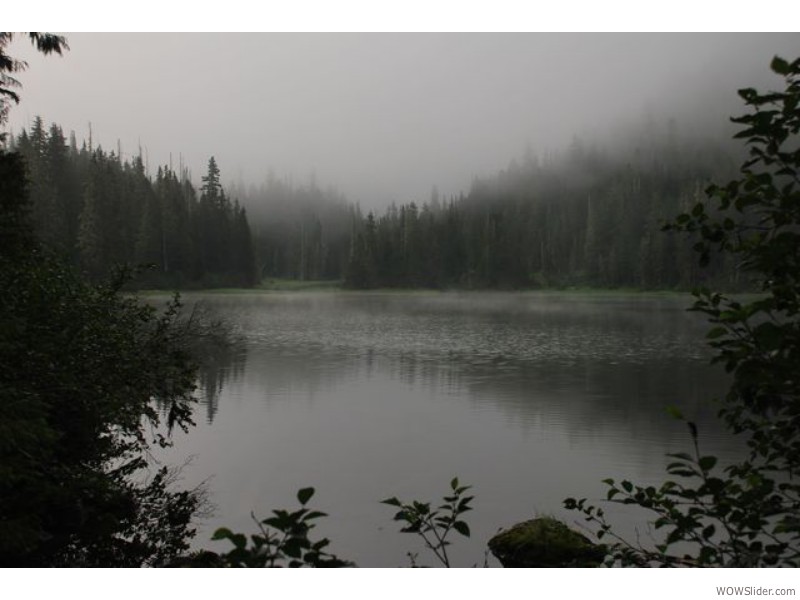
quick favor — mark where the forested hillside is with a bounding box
[231,176,354,282]
[10,118,257,288]
[11,117,742,292]
[343,131,740,290]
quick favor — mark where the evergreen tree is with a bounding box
[1,34,203,567]
[232,201,258,286]
[10,124,259,289]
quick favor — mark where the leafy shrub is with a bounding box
[0,149,203,566]
[382,477,474,567]
[565,56,800,567]
[178,487,351,568]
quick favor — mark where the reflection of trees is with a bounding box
[178,301,250,424]
[150,299,248,425]
[378,349,734,459]
[177,292,738,456]
[246,293,733,459]
[218,337,733,463]
[238,343,360,406]
[196,336,248,424]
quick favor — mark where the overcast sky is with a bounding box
[7,33,799,207]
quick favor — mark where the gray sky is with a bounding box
[7,33,799,207]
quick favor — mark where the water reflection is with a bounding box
[196,336,248,424]
[193,292,730,445]
[171,291,741,566]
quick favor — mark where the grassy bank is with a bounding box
[138,285,693,299]
[138,279,752,298]
[258,278,343,291]
[138,278,343,295]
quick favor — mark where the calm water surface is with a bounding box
[156,291,738,567]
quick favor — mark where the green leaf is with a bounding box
[450,477,459,490]
[297,487,315,505]
[211,527,234,541]
[457,496,474,512]
[668,468,699,478]
[453,521,471,537]
[282,538,307,559]
[737,87,757,101]
[706,327,727,340]
[262,516,288,530]
[771,56,790,75]
[312,538,331,551]
[412,501,430,515]
[699,456,718,472]
[381,496,402,507]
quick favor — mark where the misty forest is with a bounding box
[2,32,800,569]
[8,116,735,291]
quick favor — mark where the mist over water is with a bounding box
[4,28,798,572]
[160,292,737,566]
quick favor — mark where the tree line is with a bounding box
[4,31,798,569]
[224,122,743,292]
[11,116,743,293]
[9,118,257,288]
[343,132,741,290]
[231,174,354,282]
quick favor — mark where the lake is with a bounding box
[154,290,739,567]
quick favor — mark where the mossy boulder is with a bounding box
[488,517,606,568]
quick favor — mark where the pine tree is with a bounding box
[78,154,107,278]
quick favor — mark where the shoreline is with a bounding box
[137,282,699,298]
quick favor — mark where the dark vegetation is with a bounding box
[196,54,800,568]
[381,477,474,568]
[343,135,737,290]
[233,130,739,292]
[174,487,352,568]
[1,32,206,567]
[566,56,800,567]
[182,55,800,568]
[11,119,740,294]
[233,176,353,282]
[9,123,258,288]
[2,31,798,567]
[0,218,203,565]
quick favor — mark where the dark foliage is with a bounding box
[381,477,474,567]
[10,123,258,288]
[341,134,736,290]
[0,148,204,566]
[175,487,351,568]
[565,56,800,567]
